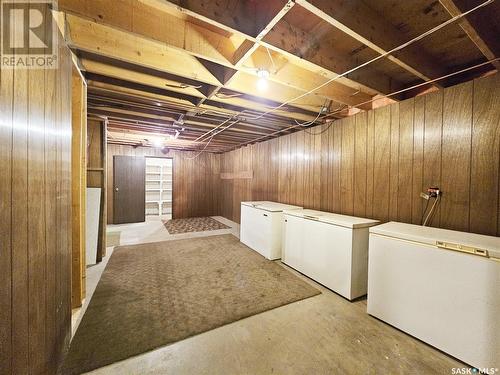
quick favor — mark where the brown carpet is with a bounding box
[61,234,320,374]
[164,216,229,234]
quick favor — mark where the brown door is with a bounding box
[113,156,146,224]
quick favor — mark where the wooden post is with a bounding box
[71,66,87,309]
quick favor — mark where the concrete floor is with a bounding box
[72,216,465,375]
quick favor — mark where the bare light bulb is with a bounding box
[152,138,163,147]
[256,69,270,91]
[257,77,268,91]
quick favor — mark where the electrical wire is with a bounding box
[266,47,277,73]
[421,198,431,225]
[185,118,240,159]
[294,99,328,127]
[423,195,441,226]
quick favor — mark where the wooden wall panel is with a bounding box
[372,106,391,222]
[320,124,330,211]
[389,102,400,221]
[423,90,443,227]
[71,67,87,308]
[107,145,221,223]
[412,96,425,225]
[12,51,29,374]
[0,41,14,374]
[354,112,367,217]
[28,53,47,372]
[219,74,500,237]
[332,122,342,213]
[366,111,375,218]
[311,131,322,210]
[441,81,473,232]
[0,31,72,374]
[294,132,305,206]
[340,116,355,215]
[278,135,290,204]
[397,99,414,223]
[470,74,500,235]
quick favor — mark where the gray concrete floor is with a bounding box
[72,216,465,375]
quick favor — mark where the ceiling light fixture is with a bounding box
[152,138,163,147]
[256,68,270,91]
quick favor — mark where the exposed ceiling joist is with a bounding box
[438,0,500,70]
[122,0,390,97]
[295,0,447,87]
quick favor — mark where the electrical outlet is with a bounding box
[427,187,440,197]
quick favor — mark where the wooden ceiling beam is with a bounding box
[86,75,317,126]
[58,0,242,65]
[86,81,316,125]
[230,0,295,68]
[438,0,500,70]
[92,109,260,141]
[246,48,374,110]
[63,13,223,85]
[295,0,447,86]
[261,23,403,96]
[146,0,404,95]
[88,98,288,136]
[80,58,207,99]
[85,72,201,106]
[61,5,378,110]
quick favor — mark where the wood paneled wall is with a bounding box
[107,145,221,223]
[71,67,87,308]
[220,74,500,236]
[0,35,73,373]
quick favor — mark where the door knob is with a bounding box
[115,187,119,192]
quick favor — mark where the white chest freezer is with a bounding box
[240,201,302,260]
[368,222,500,370]
[282,209,380,300]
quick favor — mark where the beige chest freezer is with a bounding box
[282,209,379,300]
[368,222,500,370]
[240,201,302,260]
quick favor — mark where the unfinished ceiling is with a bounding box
[57,0,499,152]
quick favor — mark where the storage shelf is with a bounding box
[145,158,173,217]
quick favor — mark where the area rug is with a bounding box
[163,216,229,234]
[61,234,320,374]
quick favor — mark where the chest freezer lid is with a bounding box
[241,201,302,212]
[370,222,500,259]
[284,209,380,229]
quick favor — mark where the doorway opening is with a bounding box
[145,157,173,221]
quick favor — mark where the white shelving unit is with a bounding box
[145,158,173,217]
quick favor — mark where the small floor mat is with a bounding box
[163,216,229,234]
[61,234,320,374]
